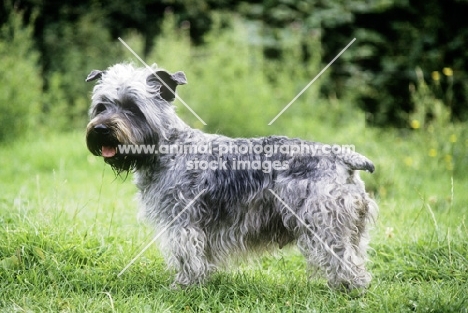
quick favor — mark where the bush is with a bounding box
[145,13,326,138]
[0,9,42,143]
[41,10,125,130]
[408,68,467,178]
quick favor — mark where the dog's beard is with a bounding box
[104,155,139,176]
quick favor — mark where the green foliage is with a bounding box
[2,0,468,128]
[41,10,125,130]
[409,68,451,130]
[346,0,468,126]
[407,68,468,179]
[0,8,127,139]
[142,13,323,138]
[238,0,468,126]
[0,10,42,143]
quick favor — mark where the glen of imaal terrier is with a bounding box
[86,63,378,291]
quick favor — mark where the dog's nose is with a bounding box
[93,124,110,134]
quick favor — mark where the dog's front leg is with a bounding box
[165,226,213,287]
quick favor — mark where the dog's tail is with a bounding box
[339,152,375,173]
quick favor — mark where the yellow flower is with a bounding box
[410,119,420,129]
[404,157,413,167]
[443,67,453,76]
[449,134,457,143]
[444,154,452,163]
[428,149,437,157]
[431,71,440,81]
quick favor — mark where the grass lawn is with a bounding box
[1,127,467,312]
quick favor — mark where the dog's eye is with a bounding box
[95,103,106,114]
[127,105,144,117]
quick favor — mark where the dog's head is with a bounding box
[85,63,187,172]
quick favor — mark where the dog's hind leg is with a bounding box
[295,194,373,291]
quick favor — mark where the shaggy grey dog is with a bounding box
[85,63,378,291]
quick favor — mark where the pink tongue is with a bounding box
[102,146,116,158]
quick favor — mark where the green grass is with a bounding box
[1,122,467,312]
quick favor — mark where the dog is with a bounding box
[85,63,378,291]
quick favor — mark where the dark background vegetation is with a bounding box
[1,0,467,141]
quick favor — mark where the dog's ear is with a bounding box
[86,70,104,82]
[148,70,187,102]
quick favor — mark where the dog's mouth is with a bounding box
[86,122,141,174]
[86,129,120,159]
[102,145,117,158]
